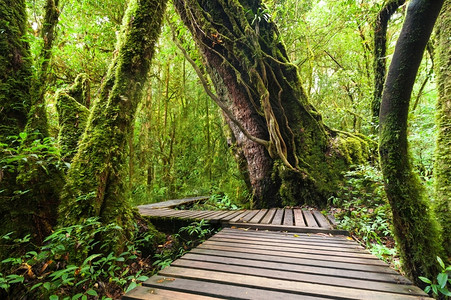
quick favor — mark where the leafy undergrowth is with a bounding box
[0,218,215,299]
[179,193,243,211]
[329,165,400,270]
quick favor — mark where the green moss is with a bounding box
[59,0,168,241]
[434,0,451,257]
[56,91,90,161]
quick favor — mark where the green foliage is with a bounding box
[152,220,214,270]
[330,165,396,263]
[419,257,451,298]
[0,217,162,299]
[190,194,241,211]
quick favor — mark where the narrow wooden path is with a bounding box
[138,205,347,235]
[124,227,428,299]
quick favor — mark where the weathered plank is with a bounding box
[172,259,423,295]
[312,210,332,229]
[229,210,253,223]
[260,208,277,224]
[226,222,349,235]
[219,210,246,221]
[158,266,423,299]
[143,275,328,300]
[271,208,284,225]
[283,209,294,226]
[303,210,319,227]
[293,208,306,227]
[138,196,209,209]
[122,285,220,300]
[240,210,260,222]
[181,252,411,284]
[248,209,267,223]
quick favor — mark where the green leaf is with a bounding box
[437,256,445,269]
[419,276,431,284]
[136,276,149,282]
[432,284,438,295]
[438,287,451,297]
[125,281,137,293]
[49,295,59,300]
[43,282,51,290]
[424,286,431,294]
[30,282,43,291]
[437,272,448,289]
[86,289,98,296]
[71,293,83,300]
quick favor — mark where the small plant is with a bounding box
[419,257,451,297]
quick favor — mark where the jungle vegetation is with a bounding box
[0,0,449,298]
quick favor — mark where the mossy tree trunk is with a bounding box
[372,0,406,125]
[434,0,451,258]
[379,0,444,283]
[174,0,369,208]
[59,0,167,233]
[56,74,91,162]
[0,0,33,243]
[0,0,64,249]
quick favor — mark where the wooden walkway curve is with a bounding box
[124,199,429,299]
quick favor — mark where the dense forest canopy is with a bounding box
[0,0,449,298]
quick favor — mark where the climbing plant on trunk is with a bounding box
[59,0,168,236]
[173,0,370,208]
[379,0,444,283]
[434,0,451,258]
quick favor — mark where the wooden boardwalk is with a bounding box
[124,227,428,299]
[138,205,348,235]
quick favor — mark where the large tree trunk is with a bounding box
[0,0,33,246]
[0,0,63,251]
[174,0,369,207]
[59,0,167,235]
[379,0,444,283]
[372,0,406,124]
[434,0,451,258]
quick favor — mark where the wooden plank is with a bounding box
[226,223,348,235]
[214,210,240,220]
[240,210,260,222]
[327,214,337,226]
[220,227,352,243]
[248,209,267,223]
[271,208,284,225]
[202,240,383,261]
[123,285,220,300]
[143,275,327,300]
[138,196,209,209]
[159,266,425,299]
[219,210,246,221]
[190,247,400,275]
[303,210,319,227]
[200,210,229,221]
[293,208,306,227]
[260,208,277,224]
[198,242,388,266]
[182,252,411,284]
[283,209,294,226]
[229,210,252,223]
[172,259,424,295]
[312,211,332,229]
[208,236,370,254]
[215,230,359,248]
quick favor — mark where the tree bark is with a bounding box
[174,0,370,207]
[434,0,451,258]
[372,0,406,125]
[59,0,167,236]
[379,0,444,283]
